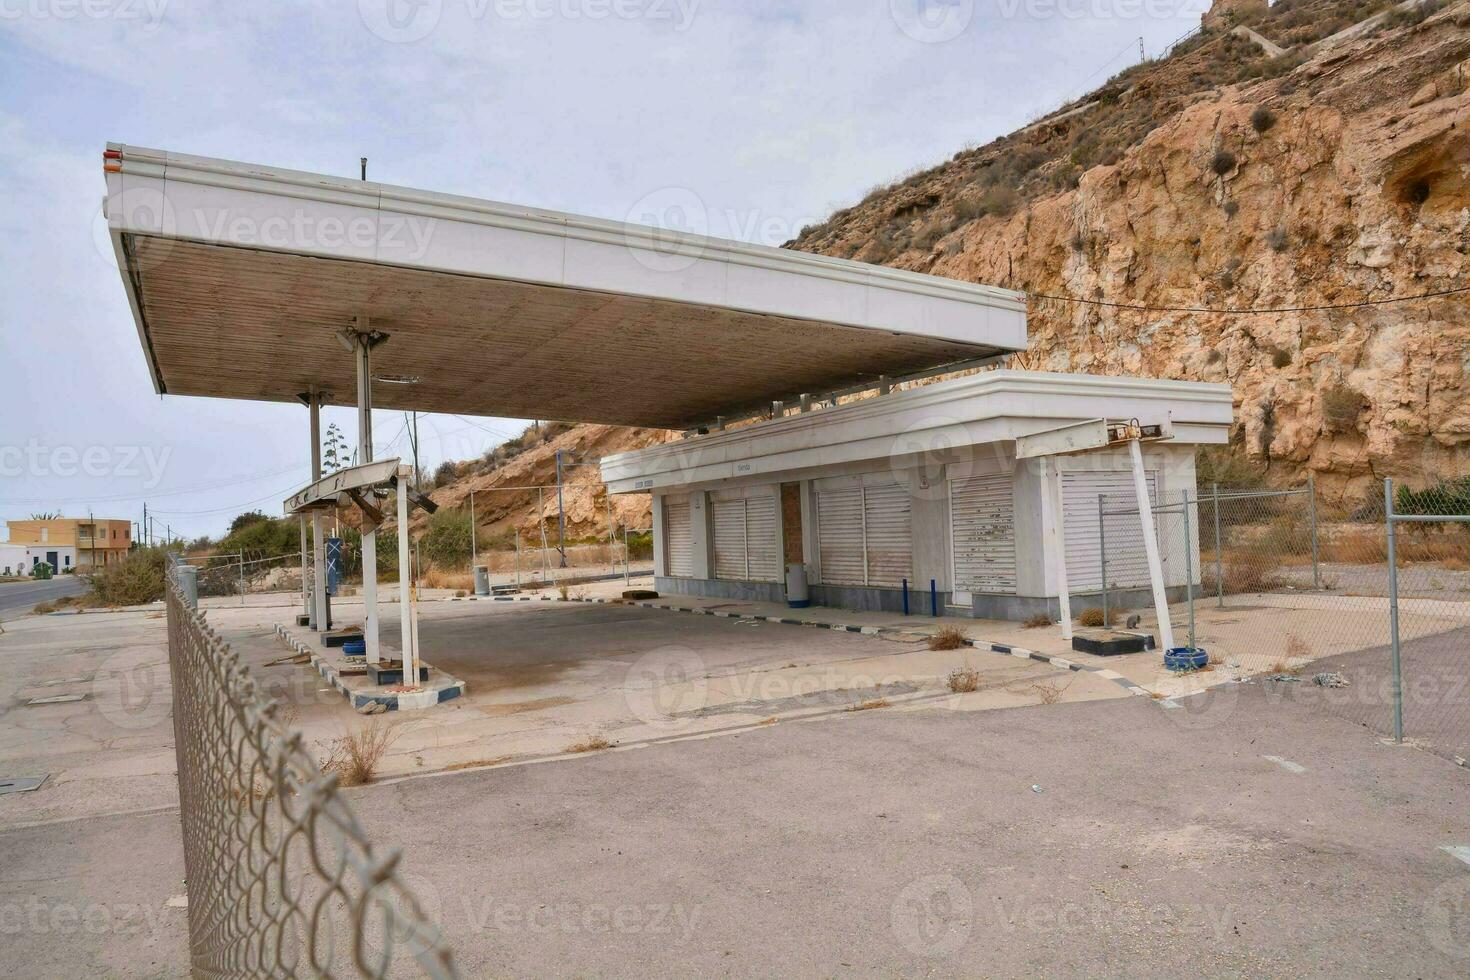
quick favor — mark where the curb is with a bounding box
[272,623,465,712]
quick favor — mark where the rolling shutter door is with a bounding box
[816,487,865,586]
[663,496,694,578]
[950,474,1016,595]
[862,481,912,588]
[712,491,781,582]
[815,478,913,588]
[1061,471,1158,591]
[712,500,747,580]
[744,495,781,581]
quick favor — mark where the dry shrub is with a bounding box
[1077,607,1117,628]
[1031,678,1070,705]
[323,720,397,787]
[556,581,570,600]
[566,735,611,753]
[420,568,473,591]
[1250,105,1276,133]
[31,601,59,615]
[1022,613,1054,629]
[1210,149,1237,176]
[929,626,969,651]
[947,666,981,694]
[1322,384,1366,433]
[1202,552,1287,596]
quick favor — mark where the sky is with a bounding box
[0,0,1206,542]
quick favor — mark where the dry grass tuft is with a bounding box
[929,626,970,651]
[323,720,397,787]
[947,666,981,694]
[420,568,473,591]
[566,735,612,753]
[1077,607,1118,628]
[1031,678,1071,705]
[1285,633,1310,662]
[1022,613,1054,629]
[847,698,891,712]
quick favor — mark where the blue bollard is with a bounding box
[902,579,909,616]
[931,579,938,618]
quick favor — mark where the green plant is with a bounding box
[90,547,169,605]
[419,507,473,568]
[1396,477,1470,516]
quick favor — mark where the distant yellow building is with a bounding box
[3,518,132,573]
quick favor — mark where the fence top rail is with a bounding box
[1202,487,1311,501]
[1390,513,1470,524]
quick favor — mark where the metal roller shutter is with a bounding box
[712,491,781,582]
[862,481,912,588]
[663,496,694,578]
[816,486,865,586]
[816,478,913,588]
[744,495,781,582]
[950,473,1016,595]
[1061,471,1158,591]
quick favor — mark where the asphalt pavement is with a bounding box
[0,576,87,616]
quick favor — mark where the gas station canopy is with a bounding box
[103,144,1028,430]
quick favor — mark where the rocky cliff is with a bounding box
[439,0,1470,532]
[789,0,1470,504]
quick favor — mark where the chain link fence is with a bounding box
[1095,477,1470,766]
[165,562,458,977]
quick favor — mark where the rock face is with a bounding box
[790,6,1470,505]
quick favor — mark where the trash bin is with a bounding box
[785,563,810,608]
[474,565,490,596]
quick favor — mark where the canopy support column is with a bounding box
[1043,458,1073,641]
[346,321,386,665]
[396,468,420,687]
[308,388,329,631]
[298,515,310,623]
[1130,437,1174,652]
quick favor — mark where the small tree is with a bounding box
[323,423,348,473]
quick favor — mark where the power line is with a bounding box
[1027,284,1470,315]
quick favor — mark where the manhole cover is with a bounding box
[0,775,48,795]
[25,694,87,705]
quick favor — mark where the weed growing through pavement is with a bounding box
[566,735,612,753]
[947,665,981,694]
[323,719,397,787]
[929,626,969,651]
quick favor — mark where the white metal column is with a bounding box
[396,466,419,686]
[353,327,381,664]
[298,515,310,622]
[1129,438,1175,651]
[309,389,328,631]
[1044,458,1073,640]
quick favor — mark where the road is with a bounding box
[0,575,87,615]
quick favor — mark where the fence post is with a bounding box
[1097,494,1108,625]
[624,526,630,585]
[514,527,521,590]
[1308,473,1321,590]
[1385,477,1404,745]
[238,555,245,608]
[1212,482,1224,610]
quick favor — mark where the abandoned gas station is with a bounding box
[104,142,1232,707]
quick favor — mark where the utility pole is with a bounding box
[556,451,567,568]
[469,489,477,571]
[142,503,147,547]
